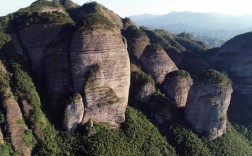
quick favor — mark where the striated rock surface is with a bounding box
[140,44,178,84]
[64,93,84,131]
[208,32,252,96]
[207,32,252,124]
[162,70,193,108]
[185,69,233,140]
[70,20,130,124]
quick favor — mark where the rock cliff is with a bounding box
[207,32,252,124]
[185,69,233,140]
[70,24,130,125]
[162,70,193,108]
[64,93,84,131]
[140,44,178,84]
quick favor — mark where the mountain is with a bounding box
[130,12,252,48]
[0,0,251,155]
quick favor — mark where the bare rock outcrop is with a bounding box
[70,18,130,125]
[64,93,84,131]
[162,70,193,108]
[43,25,75,111]
[185,69,233,140]
[140,44,178,84]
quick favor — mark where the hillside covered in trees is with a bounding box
[0,0,252,155]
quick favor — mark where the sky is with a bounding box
[1,0,252,17]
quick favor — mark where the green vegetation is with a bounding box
[166,70,190,79]
[197,69,232,85]
[0,32,10,48]
[130,68,155,95]
[124,25,149,42]
[175,32,208,52]
[16,119,25,125]
[23,129,37,147]
[85,64,101,89]
[11,11,73,30]
[207,123,252,156]
[140,27,185,53]
[0,144,14,156]
[18,0,62,13]
[170,125,212,156]
[78,12,114,30]
[122,17,136,29]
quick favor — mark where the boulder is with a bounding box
[162,70,193,108]
[140,44,178,84]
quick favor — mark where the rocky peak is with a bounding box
[162,70,193,108]
[185,69,233,140]
[140,44,178,84]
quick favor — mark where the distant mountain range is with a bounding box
[130,12,252,47]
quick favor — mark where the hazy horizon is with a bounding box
[1,0,252,17]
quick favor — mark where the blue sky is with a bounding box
[1,0,252,17]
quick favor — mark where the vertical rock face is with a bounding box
[185,70,233,140]
[162,70,193,108]
[140,44,178,84]
[64,93,84,131]
[18,24,63,82]
[208,32,252,96]
[70,27,130,124]
[43,25,75,111]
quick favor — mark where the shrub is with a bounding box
[23,129,37,147]
[207,123,252,156]
[197,69,232,85]
[78,13,114,30]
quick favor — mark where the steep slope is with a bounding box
[70,9,130,125]
[0,62,33,155]
[185,70,233,140]
[207,32,252,125]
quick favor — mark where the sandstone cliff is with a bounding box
[64,93,84,131]
[70,23,130,125]
[207,32,252,124]
[140,44,178,84]
[185,69,233,140]
[162,70,193,108]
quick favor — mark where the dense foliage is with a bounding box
[78,12,114,30]
[197,69,232,85]
[207,123,252,156]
